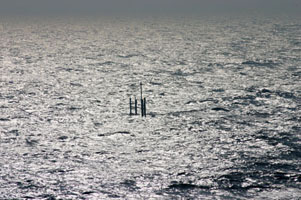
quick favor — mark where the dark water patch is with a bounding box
[185,100,198,105]
[22,196,35,199]
[55,103,66,107]
[205,119,222,126]
[146,89,154,93]
[58,136,68,140]
[39,194,56,200]
[9,69,25,74]
[241,60,276,68]
[287,66,298,71]
[288,116,301,123]
[2,137,17,143]
[218,125,232,131]
[292,71,301,77]
[216,171,271,192]
[4,95,15,99]
[135,148,150,153]
[171,69,195,77]
[234,119,254,127]
[99,61,115,66]
[48,168,72,174]
[92,99,101,103]
[245,162,300,186]
[88,61,115,67]
[0,105,9,109]
[150,81,162,86]
[245,86,257,93]
[146,112,157,117]
[233,95,256,100]
[212,107,229,112]
[27,92,36,96]
[168,183,198,190]
[177,171,187,176]
[256,89,298,100]
[100,190,120,198]
[199,98,219,104]
[70,82,83,87]
[68,106,81,111]
[98,131,130,137]
[120,179,140,191]
[7,129,19,136]
[273,172,298,182]
[0,118,10,121]
[275,91,296,99]
[231,95,263,106]
[280,147,301,161]
[192,81,203,85]
[208,63,223,68]
[212,88,225,92]
[232,151,301,191]
[205,119,233,131]
[285,106,298,111]
[167,182,210,191]
[112,131,130,135]
[169,127,180,131]
[255,130,300,157]
[129,83,137,89]
[95,151,109,155]
[291,41,301,46]
[292,126,301,132]
[248,111,271,118]
[57,96,67,100]
[256,89,272,98]
[56,67,72,72]
[94,122,102,127]
[190,120,204,126]
[85,56,97,60]
[17,180,42,190]
[25,139,38,146]
[82,191,95,195]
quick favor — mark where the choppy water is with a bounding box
[0,16,300,199]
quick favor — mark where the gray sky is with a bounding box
[0,0,300,16]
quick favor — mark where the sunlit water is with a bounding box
[0,15,300,199]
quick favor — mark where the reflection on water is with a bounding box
[0,16,300,199]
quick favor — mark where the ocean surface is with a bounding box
[0,15,300,199]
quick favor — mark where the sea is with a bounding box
[0,14,300,199]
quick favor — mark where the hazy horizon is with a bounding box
[0,0,300,16]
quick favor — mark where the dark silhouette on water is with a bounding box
[135,97,138,115]
[129,82,146,117]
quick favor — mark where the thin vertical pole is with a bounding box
[140,82,143,101]
[129,98,132,115]
[141,98,144,117]
[135,97,138,115]
[140,82,144,117]
[143,97,146,117]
